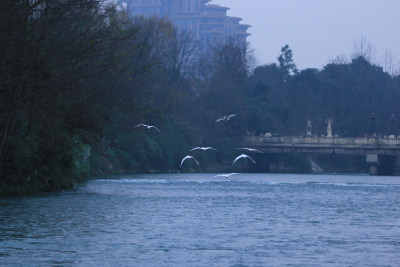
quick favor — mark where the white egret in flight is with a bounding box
[190,147,217,151]
[216,114,236,122]
[180,155,200,167]
[236,147,262,153]
[135,124,160,132]
[214,173,239,178]
[232,154,256,165]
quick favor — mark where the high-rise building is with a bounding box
[123,0,250,49]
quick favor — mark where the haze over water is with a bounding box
[1,173,399,266]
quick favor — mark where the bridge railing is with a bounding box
[244,136,400,146]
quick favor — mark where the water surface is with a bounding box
[1,173,399,266]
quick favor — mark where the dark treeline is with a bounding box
[1,1,400,195]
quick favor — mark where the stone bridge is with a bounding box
[243,135,400,175]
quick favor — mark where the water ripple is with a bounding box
[0,173,399,266]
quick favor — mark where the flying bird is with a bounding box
[236,147,262,153]
[214,173,239,178]
[232,154,256,165]
[216,114,236,122]
[135,124,160,132]
[190,146,217,151]
[180,155,200,167]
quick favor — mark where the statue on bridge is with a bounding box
[306,119,312,136]
[326,118,333,137]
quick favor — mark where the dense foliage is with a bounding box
[1,1,399,195]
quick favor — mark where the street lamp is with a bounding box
[389,114,396,137]
[370,112,377,137]
[266,112,272,133]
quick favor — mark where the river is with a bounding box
[1,173,399,266]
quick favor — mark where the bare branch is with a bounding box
[351,35,376,62]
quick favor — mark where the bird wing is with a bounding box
[247,155,256,164]
[192,157,200,165]
[205,147,217,151]
[216,116,226,122]
[232,154,245,165]
[190,147,201,151]
[135,124,147,128]
[227,114,236,120]
[180,156,191,167]
[150,126,160,132]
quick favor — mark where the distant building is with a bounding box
[122,0,250,50]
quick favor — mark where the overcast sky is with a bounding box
[210,0,400,70]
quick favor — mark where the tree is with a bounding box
[380,49,400,77]
[351,35,376,63]
[277,44,298,80]
[0,0,140,194]
[164,29,199,83]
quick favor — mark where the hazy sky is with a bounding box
[210,0,400,70]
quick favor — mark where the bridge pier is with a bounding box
[366,154,396,176]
